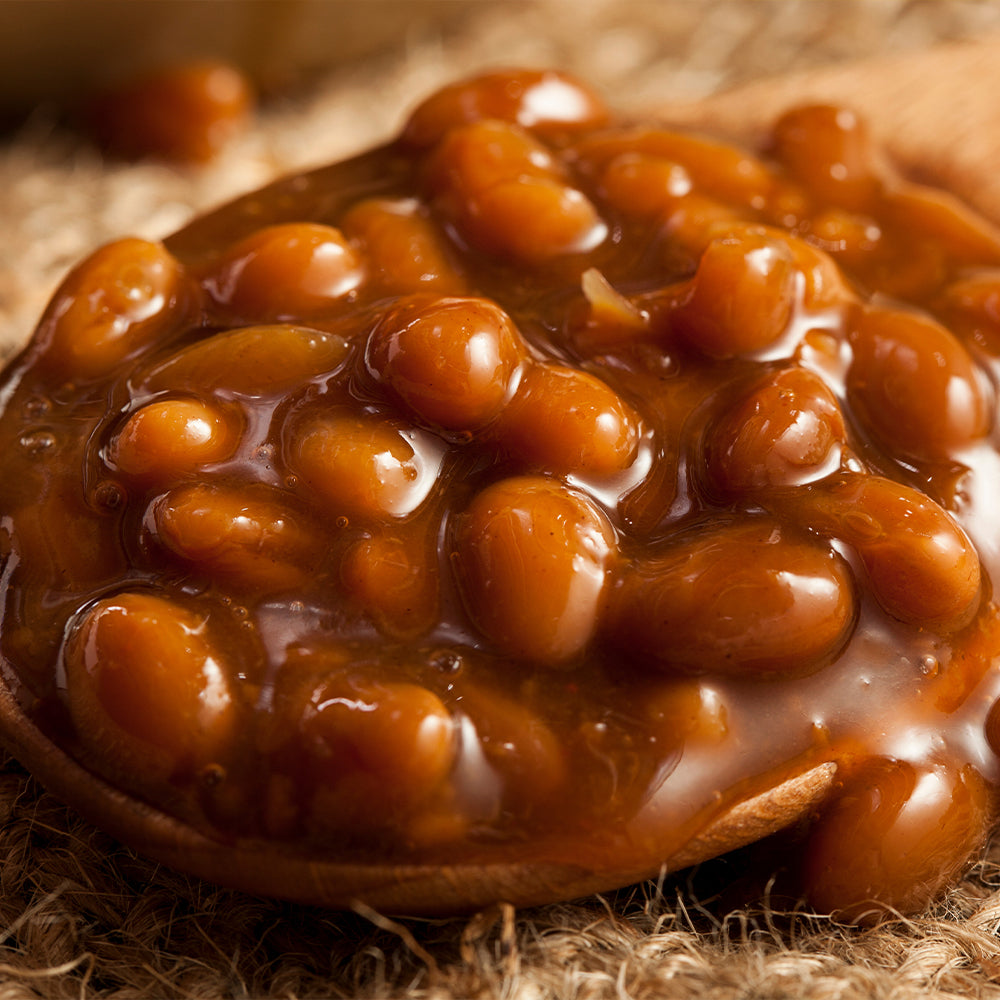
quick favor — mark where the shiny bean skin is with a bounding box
[366,295,526,432]
[204,223,363,322]
[673,231,798,357]
[453,477,615,664]
[803,759,992,921]
[496,362,640,477]
[770,105,879,212]
[34,238,192,379]
[784,473,981,631]
[293,675,456,833]
[63,591,236,786]
[427,120,607,262]
[707,367,847,493]
[149,483,321,592]
[847,306,992,460]
[402,68,608,149]
[288,412,444,520]
[606,520,856,676]
[106,397,238,483]
[339,197,466,295]
[143,324,350,396]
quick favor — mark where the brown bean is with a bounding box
[606,519,856,676]
[427,120,606,262]
[496,362,641,477]
[204,223,363,322]
[598,153,693,218]
[771,105,880,211]
[803,759,991,920]
[288,412,444,520]
[34,238,192,379]
[143,324,350,396]
[847,305,991,460]
[673,230,798,358]
[150,483,321,592]
[63,591,236,785]
[339,197,465,295]
[708,367,847,493]
[366,295,526,432]
[454,476,615,664]
[784,473,981,631]
[106,397,239,483]
[402,68,607,149]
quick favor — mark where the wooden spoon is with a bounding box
[4,39,1000,915]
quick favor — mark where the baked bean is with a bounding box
[658,193,747,257]
[456,683,567,812]
[771,105,879,212]
[63,591,236,785]
[496,362,640,477]
[106,397,238,483]
[204,223,363,322]
[606,520,856,676]
[297,676,456,833]
[35,238,192,379]
[938,271,1000,353]
[598,153,693,217]
[787,473,981,631]
[340,531,439,639]
[884,183,1000,266]
[708,367,847,493]
[454,476,615,664]
[144,324,350,396]
[402,68,607,149]
[803,759,991,921]
[427,120,606,262]
[150,483,321,592]
[673,230,798,357]
[643,680,729,746]
[366,295,525,432]
[847,306,992,460]
[577,127,776,206]
[339,197,465,295]
[288,412,444,519]
[88,60,253,164]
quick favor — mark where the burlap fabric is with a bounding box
[5,2,1000,996]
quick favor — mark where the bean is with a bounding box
[577,127,776,206]
[771,105,879,211]
[366,295,526,432]
[35,238,192,379]
[938,271,1000,354]
[708,367,847,493]
[150,483,321,592]
[803,759,991,920]
[88,60,253,163]
[339,197,465,295]
[106,397,238,483]
[606,519,856,676]
[453,476,615,664]
[402,68,607,149]
[288,412,444,519]
[784,473,981,631]
[143,324,350,396]
[496,362,640,477]
[674,230,798,357]
[427,120,606,262]
[204,223,363,322]
[297,676,456,833]
[598,153,692,218]
[847,305,991,460]
[63,591,236,785]
[340,530,439,639]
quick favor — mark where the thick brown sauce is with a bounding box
[2,72,1000,915]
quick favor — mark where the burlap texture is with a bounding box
[4,2,1000,996]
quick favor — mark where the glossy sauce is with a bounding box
[3,69,1000,918]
